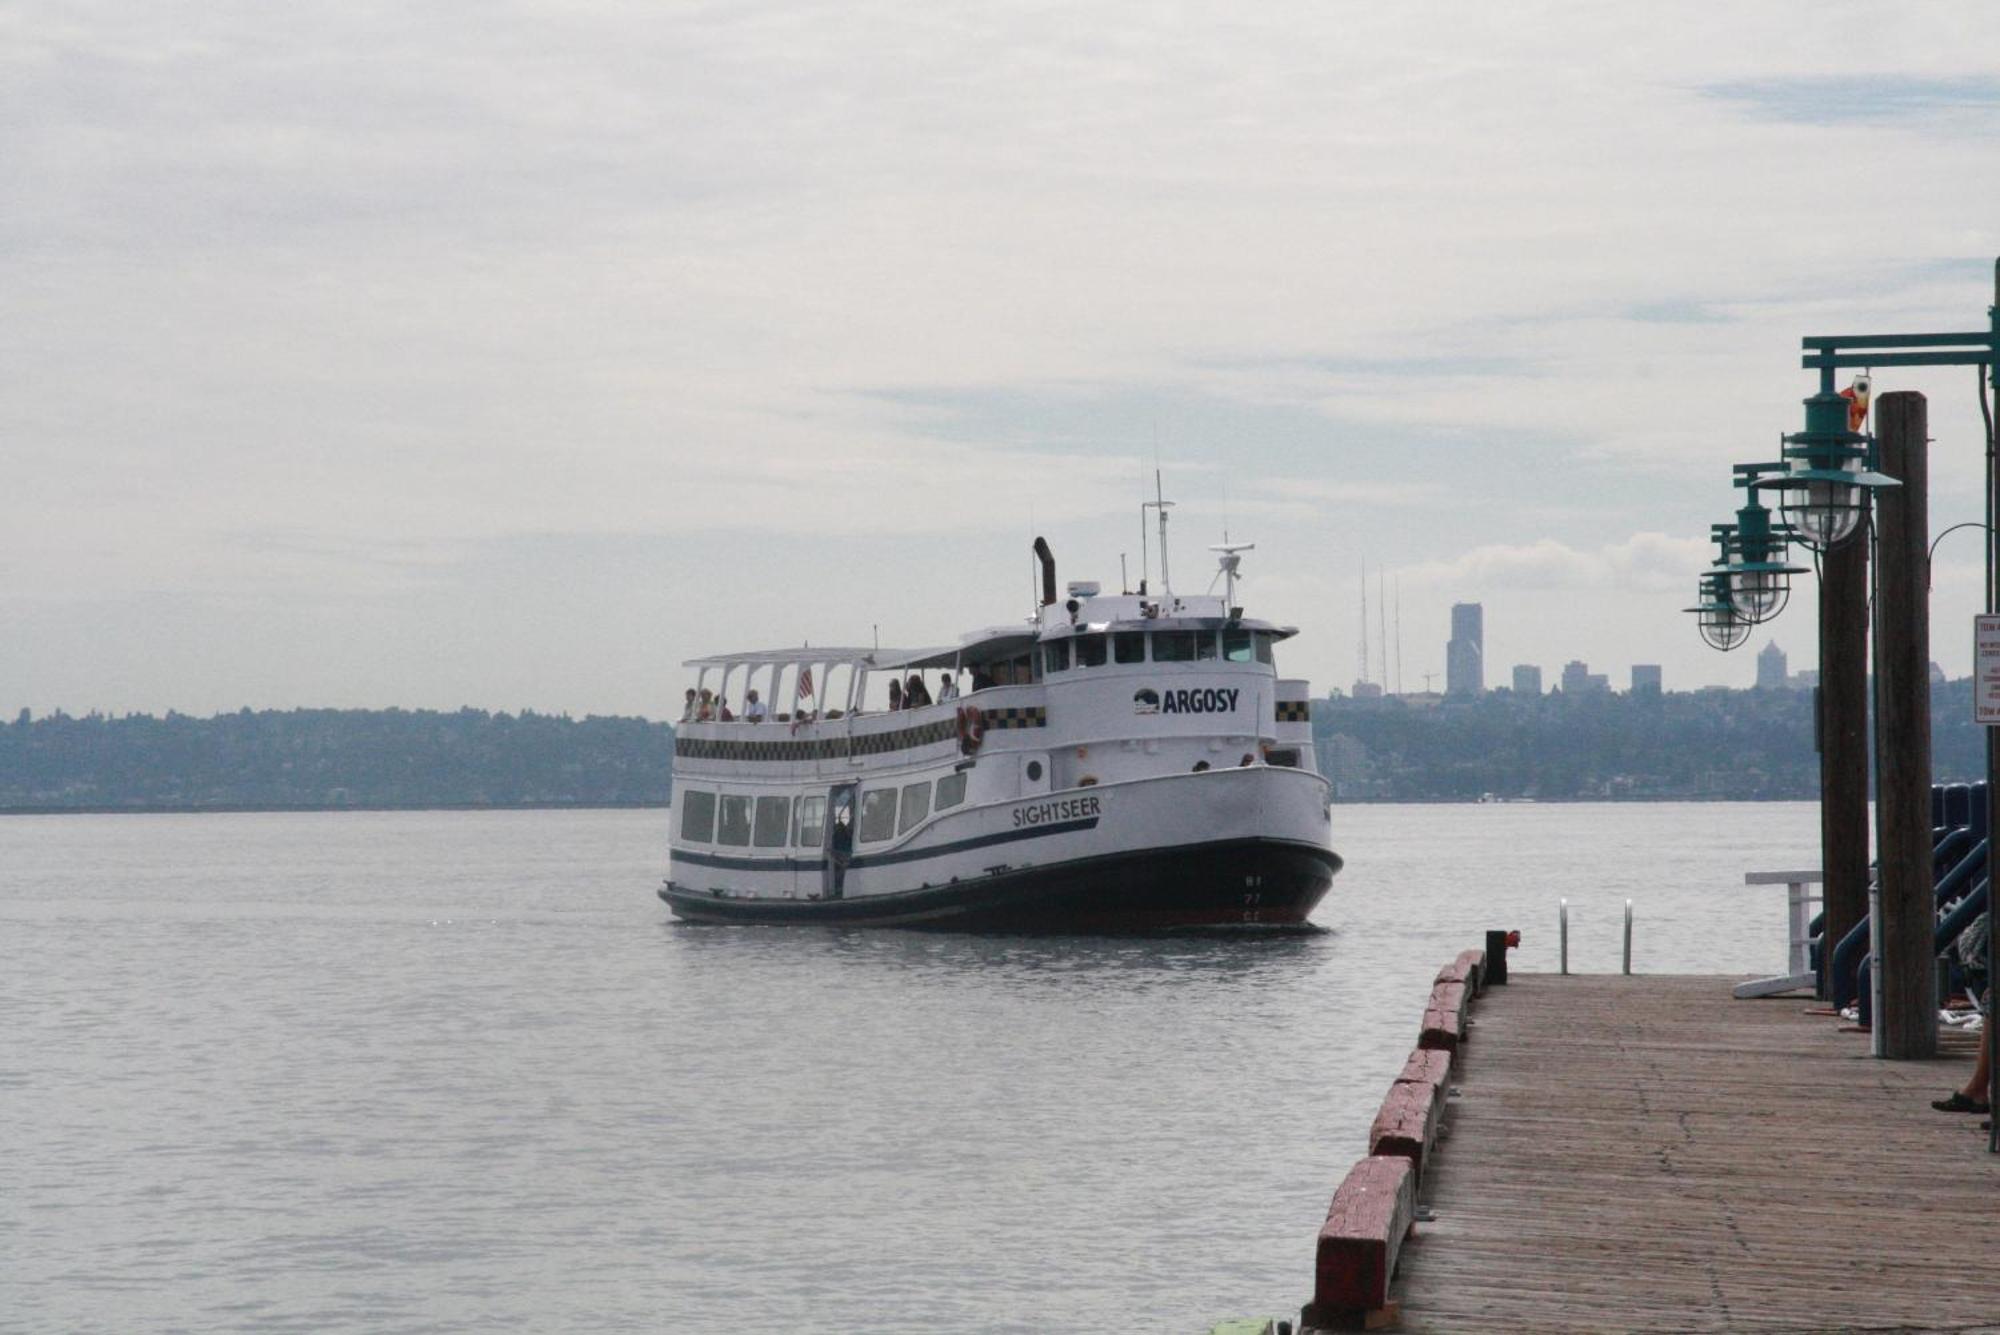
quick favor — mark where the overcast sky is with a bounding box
[5,1,1999,718]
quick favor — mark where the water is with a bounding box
[1,802,1819,1332]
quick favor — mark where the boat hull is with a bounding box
[659,835,1339,930]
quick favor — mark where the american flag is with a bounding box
[790,666,815,735]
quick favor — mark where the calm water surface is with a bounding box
[1,803,1818,1332]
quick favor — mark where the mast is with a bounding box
[1142,470,1176,595]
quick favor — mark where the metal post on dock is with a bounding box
[1559,898,1569,975]
[1622,900,1632,975]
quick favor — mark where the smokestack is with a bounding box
[1032,537,1057,607]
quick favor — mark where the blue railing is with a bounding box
[1834,782,1991,1021]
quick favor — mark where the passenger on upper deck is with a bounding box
[887,679,903,711]
[938,673,959,702]
[717,697,734,722]
[970,666,995,691]
[681,688,697,721]
[744,689,766,722]
[695,688,715,722]
[904,674,931,707]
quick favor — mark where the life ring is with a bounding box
[957,705,985,755]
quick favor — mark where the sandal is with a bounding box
[1932,1091,1991,1113]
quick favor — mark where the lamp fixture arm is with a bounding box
[1926,520,1995,589]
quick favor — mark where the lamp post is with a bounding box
[1756,263,2000,1145]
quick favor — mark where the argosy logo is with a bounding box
[1134,687,1240,715]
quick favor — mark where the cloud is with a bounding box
[1400,533,1711,594]
[1701,75,2000,125]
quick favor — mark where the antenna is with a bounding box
[1377,568,1388,692]
[1393,577,1403,696]
[1142,469,1176,595]
[1138,471,1149,593]
[1358,558,1371,689]
[1120,553,1129,595]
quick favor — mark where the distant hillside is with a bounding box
[3,681,1985,811]
[0,708,673,811]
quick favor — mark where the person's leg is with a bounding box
[1965,1018,1994,1101]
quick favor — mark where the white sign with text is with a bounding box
[1977,614,2000,725]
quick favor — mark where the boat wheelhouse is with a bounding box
[659,538,1340,929]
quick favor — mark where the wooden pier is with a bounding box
[1384,973,1998,1332]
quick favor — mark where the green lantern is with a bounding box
[1755,389,1897,550]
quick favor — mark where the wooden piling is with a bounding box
[1872,391,1935,1059]
[1817,527,1870,999]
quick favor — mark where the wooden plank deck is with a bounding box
[1396,974,1999,1333]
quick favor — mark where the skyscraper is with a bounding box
[1512,664,1542,696]
[1631,664,1663,694]
[1446,603,1484,697]
[1756,641,1787,690]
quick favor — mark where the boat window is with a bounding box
[1043,639,1071,673]
[753,795,789,847]
[935,771,968,810]
[794,795,826,848]
[679,790,716,843]
[1195,631,1218,661]
[1223,628,1255,663]
[858,789,899,843]
[1074,634,1107,668]
[899,781,931,834]
[1152,630,1197,662]
[1113,631,1147,664]
[717,795,752,846]
[1254,632,1275,665]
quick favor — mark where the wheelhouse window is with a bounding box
[858,789,899,843]
[1223,628,1255,663]
[679,790,716,842]
[1043,639,1070,673]
[753,795,789,847]
[935,771,968,810]
[1254,632,1275,665]
[1113,631,1146,664]
[1195,631,1218,661]
[794,795,826,848]
[899,781,931,834]
[1152,630,1197,663]
[1074,634,1107,668]
[717,795,752,846]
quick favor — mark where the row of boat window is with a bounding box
[1044,628,1274,674]
[678,772,970,849]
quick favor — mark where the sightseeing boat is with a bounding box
[659,536,1340,929]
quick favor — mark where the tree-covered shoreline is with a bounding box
[1,707,673,812]
[2,681,1983,811]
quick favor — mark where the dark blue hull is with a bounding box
[658,836,1340,930]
